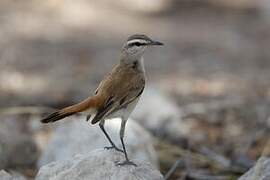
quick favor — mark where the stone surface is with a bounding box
[132,87,184,140]
[37,149,164,180]
[239,157,270,180]
[39,117,158,168]
[0,117,39,169]
[0,170,26,180]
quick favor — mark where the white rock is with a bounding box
[39,117,158,168]
[0,170,26,180]
[37,149,164,180]
[132,87,185,140]
[239,157,270,180]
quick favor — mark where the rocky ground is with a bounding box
[0,0,270,179]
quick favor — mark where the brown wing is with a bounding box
[91,63,145,124]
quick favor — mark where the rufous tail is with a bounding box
[41,96,102,123]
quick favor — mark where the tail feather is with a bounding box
[41,96,102,123]
[41,110,75,123]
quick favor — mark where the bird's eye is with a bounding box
[134,42,141,46]
[129,42,144,47]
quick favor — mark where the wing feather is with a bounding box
[90,63,145,124]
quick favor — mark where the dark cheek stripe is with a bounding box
[128,42,146,47]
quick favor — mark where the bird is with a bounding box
[41,34,163,166]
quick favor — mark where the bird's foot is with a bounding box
[104,146,124,153]
[116,160,137,167]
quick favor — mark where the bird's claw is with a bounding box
[116,160,137,167]
[104,146,124,153]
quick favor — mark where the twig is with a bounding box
[157,140,232,172]
[199,146,231,169]
[164,159,184,180]
[186,171,229,180]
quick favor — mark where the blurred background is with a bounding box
[1,0,270,179]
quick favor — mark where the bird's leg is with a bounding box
[99,120,123,153]
[86,114,91,121]
[116,118,137,166]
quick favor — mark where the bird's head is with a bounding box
[121,34,163,60]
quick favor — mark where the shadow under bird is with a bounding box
[41,34,163,166]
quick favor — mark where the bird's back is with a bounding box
[95,62,145,100]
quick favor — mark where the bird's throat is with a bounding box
[128,58,145,73]
[136,57,146,73]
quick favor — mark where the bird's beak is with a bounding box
[149,40,164,46]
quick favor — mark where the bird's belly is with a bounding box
[108,98,139,120]
[107,109,126,119]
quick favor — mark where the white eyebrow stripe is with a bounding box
[127,39,148,45]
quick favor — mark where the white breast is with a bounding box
[107,98,140,120]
